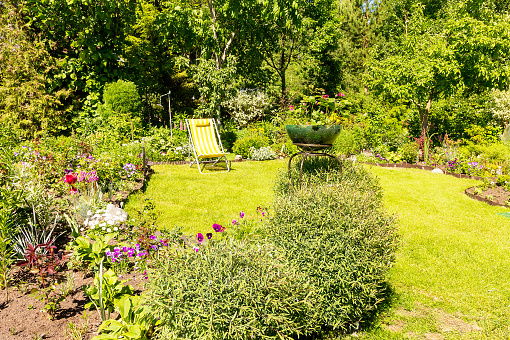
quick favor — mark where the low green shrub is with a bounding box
[249,146,276,160]
[399,141,419,163]
[232,134,269,158]
[143,237,318,340]
[269,158,399,332]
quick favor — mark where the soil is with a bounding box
[0,266,146,340]
[464,185,510,207]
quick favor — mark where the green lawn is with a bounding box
[125,159,287,234]
[358,166,510,340]
[126,161,510,339]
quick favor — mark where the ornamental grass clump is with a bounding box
[142,236,319,340]
[270,158,399,332]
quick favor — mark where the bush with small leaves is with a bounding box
[143,237,319,339]
[269,158,399,332]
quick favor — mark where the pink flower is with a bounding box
[338,92,344,97]
[232,219,238,225]
[240,211,245,218]
[322,94,329,99]
[289,105,294,111]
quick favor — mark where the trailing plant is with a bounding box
[270,158,399,332]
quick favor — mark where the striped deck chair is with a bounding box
[185,118,230,174]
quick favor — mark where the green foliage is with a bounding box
[92,295,157,340]
[270,158,399,331]
[0,209,16,304]
[399,141,420,163]
[143,127,189,162]
[249,146,277,161]
[223,89,270,127]
[21,0,137,99]
[95,80,144,143]
[464,124,502,145]
[232,135,270,159]
[101,80,142,118]
[84,267,134,322]
[144,237,318,339]
[192,57,237,119]
[71,234,115,271]
[0,4,72,139]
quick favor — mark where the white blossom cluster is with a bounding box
[82,204,128,233]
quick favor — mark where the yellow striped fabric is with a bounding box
[188,119,225,158]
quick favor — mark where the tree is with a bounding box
[18,0,137,104]
[367,1,510,134]
[0,3,71,138]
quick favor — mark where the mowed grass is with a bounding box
[127,161,510,339]
[357,166,510,340]
[125,159,286,234]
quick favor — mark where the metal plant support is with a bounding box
[288,143,342,188]
[158,91,172,138]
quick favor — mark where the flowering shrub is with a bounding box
[83,204,128,235]
[223,89,270,128]
[249,146,276,161]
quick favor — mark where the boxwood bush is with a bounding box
[143,237,319,340]
[269,158,399,332]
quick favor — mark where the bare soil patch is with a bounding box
[0,267,145,339]
[465,186,510,207]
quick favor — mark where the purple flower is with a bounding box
[196,233,204,243]
[206,233,213,240]
[240,211,245,218]
[150,235,157,240]
[232,219,238,225]
[213,223,224,232]
[193,246,199,252]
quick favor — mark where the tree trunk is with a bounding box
[422,88,434,134]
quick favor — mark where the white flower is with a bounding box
[107,220,114,225]
[84,219,89,227]
[93,214,101,219]
[87,210,93,216]
[100,222,107,227]
[80,227,84,231]
[91,225,95,229]
[114,227,118,231]
[116,211,122,216]
[107,228,112,233]
[102,226,106,231]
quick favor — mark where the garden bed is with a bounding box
[464,186,510,207]
[0,268,145,339]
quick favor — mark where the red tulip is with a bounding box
[65,173,77,185]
